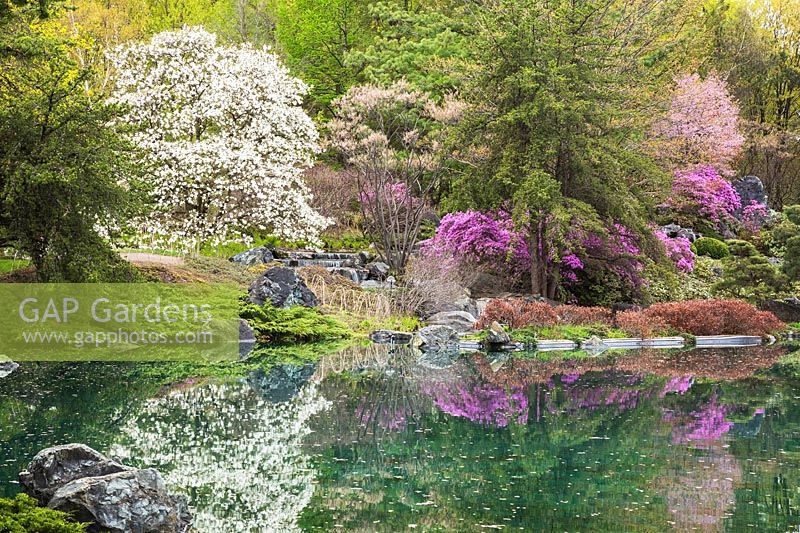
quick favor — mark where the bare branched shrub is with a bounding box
[300,266,392,319]
[303,164,361,233]
[328,82,462,272]
[391,253,478,317]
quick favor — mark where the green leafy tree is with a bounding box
[274,0,373,111]
[448,0,683,298]
[345,2,471,96]
[0,12,141,281]
[713,239,784,300]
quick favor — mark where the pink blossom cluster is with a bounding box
[421,210,529,274]
[658,73,745,176]
[741,200,770,233]
[668,394,734,444]
[660,376,694,397]
[655,230,695,273]
[422,381,529,428]
[359,181,420,211]
[668,165,741,225]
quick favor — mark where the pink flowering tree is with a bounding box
[655,73,745,176]
[665,165,742,231]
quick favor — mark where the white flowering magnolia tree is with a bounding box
[109,381,331,532]
[108,27,330,249]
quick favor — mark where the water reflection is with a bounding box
[2,345,800,532]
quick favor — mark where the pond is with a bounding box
[2,344,800,532]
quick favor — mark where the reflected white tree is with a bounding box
[109,382,330,532]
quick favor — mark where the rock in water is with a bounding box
[239,319,256,360]
[486,321,511,346]
[229,246,274,266]
[370,330,413,344]
[413,325,460,351]
[0,360,18,378]
[48,469,191,533]
[247,363,317,403]
[20,444,191,533]
[247,266,318,308]
[426,311,478,332]
[19,444,132,504]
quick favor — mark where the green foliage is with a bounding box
[274,0,373,110]
[713,240,785,301]
[691,237,729,259]
[0,13,143,281]
[345,2,471,96]
[512,323,628,343]
[0,257,28,273]
[240,301,351,343]
[0,494,87,532]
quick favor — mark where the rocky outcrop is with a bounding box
[20,444,132,504]
[660,223,700,242]
[732,175,768,215]
[761,298,800,324]
[248,266,318,308]
[230,246,275,266]
[365,261,391,281]
[247,363,317,403]
[426,310,477,332]
[413,325,460,352]
[0,360,18,378]
[20,444,190,533]
[48,469,191,533]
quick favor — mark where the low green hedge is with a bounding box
[0,494,87,532]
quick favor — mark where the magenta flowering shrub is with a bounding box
[421,210,529,274]
[667,165,741,226]
[422,381,529,428]
[655,230,695,273]
[741,200,770,233]
[667,394,734,445]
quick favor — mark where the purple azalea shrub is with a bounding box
[655,230,695,273]
[422,381,529,428]
[421,210,529,274]
[741,200,770,233]
[667,165,741,226]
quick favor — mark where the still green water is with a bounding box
[2,344,800,532]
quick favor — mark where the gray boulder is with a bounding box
[370,330,413,344]
[20,443,132,504]
[366,261,391,281]
[0,360,18,378]
[48,469,191,533]
[230,246,274,266]
[761,298,800,324]
[427,311,477,332]
[247,363,316,403]
[248,267,318,308]
[660,223,700,242]
[413,325,460,351]
[485,321,511,346]
[733,175,768,216]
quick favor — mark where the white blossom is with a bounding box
[109,381,331,532]
[108,27,330,249]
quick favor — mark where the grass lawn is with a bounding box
[0,258,30,273]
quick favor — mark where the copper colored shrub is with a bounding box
[642,299,784,336]
[554,305,612,326]
[615,310,669,338]
[476,299,560,329]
